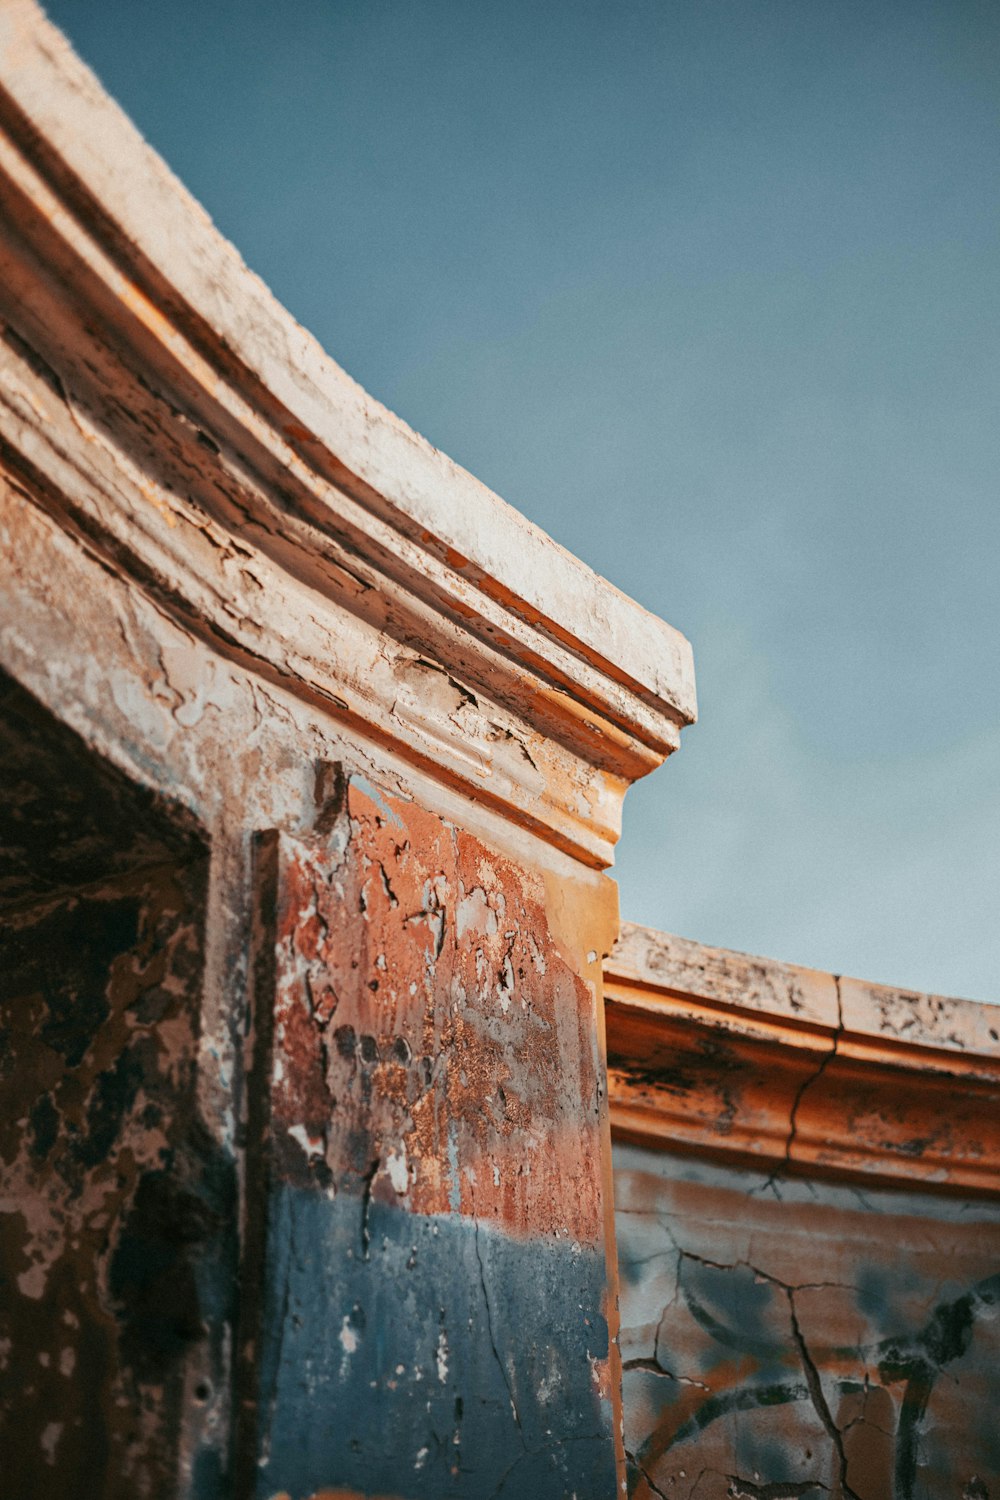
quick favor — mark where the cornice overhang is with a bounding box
[0,1,695,869]
[605,924,1000,1197]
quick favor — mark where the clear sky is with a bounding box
[44,0,1000,1000]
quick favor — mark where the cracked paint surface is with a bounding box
[615,1145,1000,1500]
[241,776,616,1497]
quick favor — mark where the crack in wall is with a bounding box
[727,1477,829,1498]
[625,1448,670,1500]
[750,977,844,1199]
[473,1218,524,1442]
[622,1355,709,1391]
[786,1287,861,1500]
[785,977,843,1167]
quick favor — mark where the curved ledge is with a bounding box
[0,2,694,868]
[605,923,1000,1197]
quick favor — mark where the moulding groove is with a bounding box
[0,0,695,748]
[606,925,1000,1197]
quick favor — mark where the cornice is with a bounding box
[605,924,1000,1197]
[0,1,695,869]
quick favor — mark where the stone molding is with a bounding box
[605,923,1000,1196]
[0,0,694,870]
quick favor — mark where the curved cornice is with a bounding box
[0,2,694,869]
[605,924,1000,1197]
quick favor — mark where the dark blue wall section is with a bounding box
[254,1185,615,1499]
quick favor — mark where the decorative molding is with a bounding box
[605,923,1000,1196]
[0,0,694,870]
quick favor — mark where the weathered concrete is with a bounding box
[9,7,995,1496]
[239,780,618,1497]
[0,5,696,1494]
[616,1149,1000,1500]
[606,925,1000,1498]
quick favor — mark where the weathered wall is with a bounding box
[615,1146,1000,1500]
[0,7,697,1495]
[239,778,618,1497]
[0,671,225,1496]
[605,926,1000,1500]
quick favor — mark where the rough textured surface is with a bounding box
[240,778,617,1498]
[0,8,694,1496]
[606,925,1000,1194]
[0,0,696,738]
[606,928,1000,1497]
[615,1146,1000,1500]
[0,674,231,1497]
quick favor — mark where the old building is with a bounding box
[0,4,996,1496]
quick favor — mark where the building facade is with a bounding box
[0,6,996,1497]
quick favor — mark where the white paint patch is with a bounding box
[436,1329,449,1384]
[456,887,498,940]
[287,1124,324,1160]
[528,933,547,975]
[447,1126,461,1213]
[338,1313,361,1380]
[17,1262,47,1300]
[386,1147,409,1195]
[40,1422,62,1465]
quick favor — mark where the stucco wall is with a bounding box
[0,7,697,1492]
[0,671,219,1497]
[606,924,1000,1500]
[616,1145,1000,1500]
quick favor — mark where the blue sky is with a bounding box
[45,0,1000,999]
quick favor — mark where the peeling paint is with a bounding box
[0,674,235,1496]
[239,776,619,1496]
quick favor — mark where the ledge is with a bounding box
[0,1,695,870]
[605,923,1000,1196]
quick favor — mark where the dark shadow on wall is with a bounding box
[0,669,234,1499]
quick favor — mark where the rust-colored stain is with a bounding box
[268,779,604,1245]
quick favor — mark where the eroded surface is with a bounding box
[615,1145,1000,1500]
[0,675,229,1497]
[243,777,616,1498]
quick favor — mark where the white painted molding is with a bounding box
[0,0,695,867]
